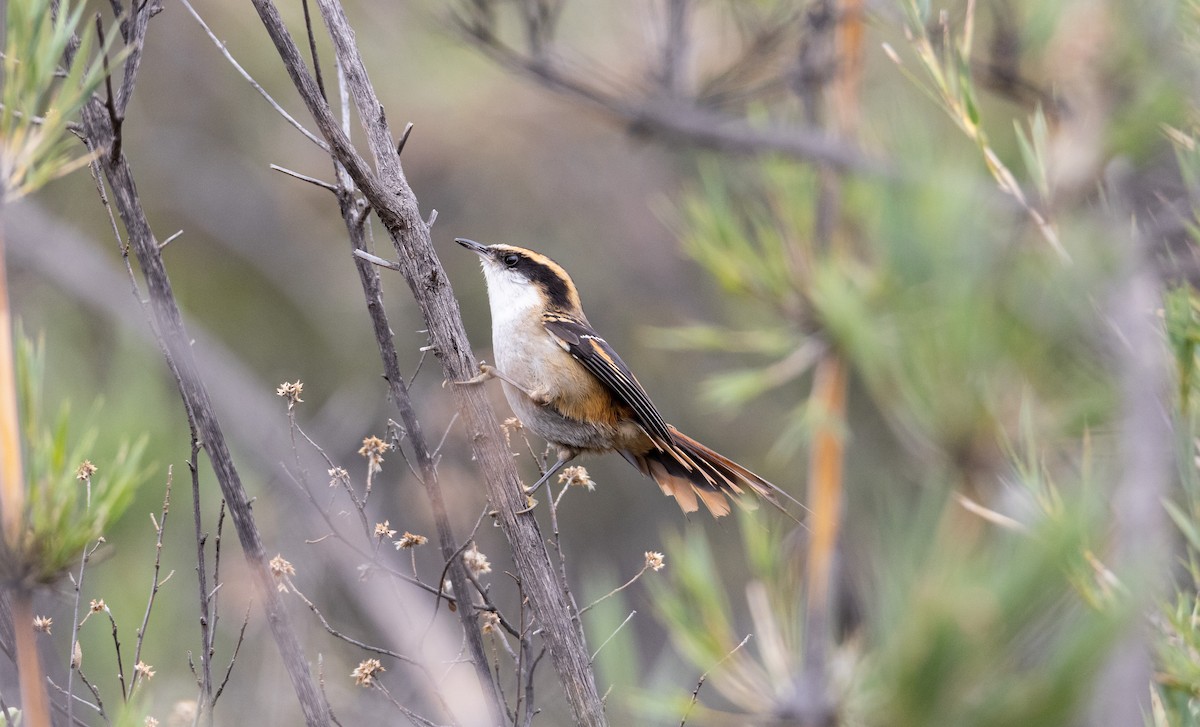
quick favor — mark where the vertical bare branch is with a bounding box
[187,441,214,722]
[247,0,607,722]
[73,54,333,727]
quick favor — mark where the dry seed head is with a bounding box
[644,551,665,572]
[463,545,492,576]
[358,435,392,473]
[33,615,52,634]
[135,661,156,680]
[394,531,428,549]
[275,380,304,408]
[327,466,349,488]
[480,611,501,635]
[351,658,385,687]
[89,598,106,613]
[374,521,397,539]
[558,465,595,491]
[75,460,98,481]
[269,554,296,593]
[501,417,523,449]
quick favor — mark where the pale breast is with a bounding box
[491,318,642,451]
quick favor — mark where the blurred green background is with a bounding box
[5,0,1200,724]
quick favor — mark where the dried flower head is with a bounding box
[463,545,492,576]
[33,615,52,634]
[480,611,501,635]
[135,661,156,680]
[644,551,665,572]
[327,466,349,488]
[394,531,428,549]
[558,465,595,491]
[374,521,397,539]
[501,417,523,449]
[358,435,392,473]
[351,658,385,687]
[269,554,296,593]
[75,460,98,481]
[275,380,304,408]
[89,598,106,613]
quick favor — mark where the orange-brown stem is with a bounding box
[804,354,848,613]
[10,591,50,727]
[0,227,26,543]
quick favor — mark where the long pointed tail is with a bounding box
[626,425,799,518]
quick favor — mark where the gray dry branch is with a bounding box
[248,0,607,724]
[61,3,332,725]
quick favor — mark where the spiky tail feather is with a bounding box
[626,425,799,519]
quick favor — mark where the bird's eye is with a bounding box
[502,254,521,268]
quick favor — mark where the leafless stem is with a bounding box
[678,634,752,727]
[212,603,250,703]
[271,164,339,191]
[187,439,215,720]
[589,610,635,663]
[372,682,443,727]
[73,671,106,722]
[46,678,102,718]
[129,469,174,697]
[578,565,649,617]
[178,0,330,152]
[64,540,103,727]
[103,611,127,701]
[452,15,882,174]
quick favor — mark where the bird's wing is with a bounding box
[542,311,673,443]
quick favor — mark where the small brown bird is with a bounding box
[457,238,794,517]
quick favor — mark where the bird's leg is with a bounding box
[455,362,551,406]
[525,451,576,497]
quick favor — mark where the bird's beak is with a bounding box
[455,238,489,256]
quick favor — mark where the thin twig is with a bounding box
[129,469,174,697]
[271,164,339,192]
[188,439,215,717]
[289,585,422,666]
[73,671,107,722]
[64,539,103,726]
[212,602,251,703]
[578,565,649,617]
[46,678,102,716]
[94,15,123,164]
[678,634,752,727]
[372,682,444,727]
[178,0,330,152]
[589,611,635,663]
[158,229,184,249]
[104,610,128,700]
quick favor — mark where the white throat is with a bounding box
[482,265,542,333]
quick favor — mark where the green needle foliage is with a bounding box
[0,0,123,201]
[1,330,148,585]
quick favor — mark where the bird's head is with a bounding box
[456,238,582,315]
